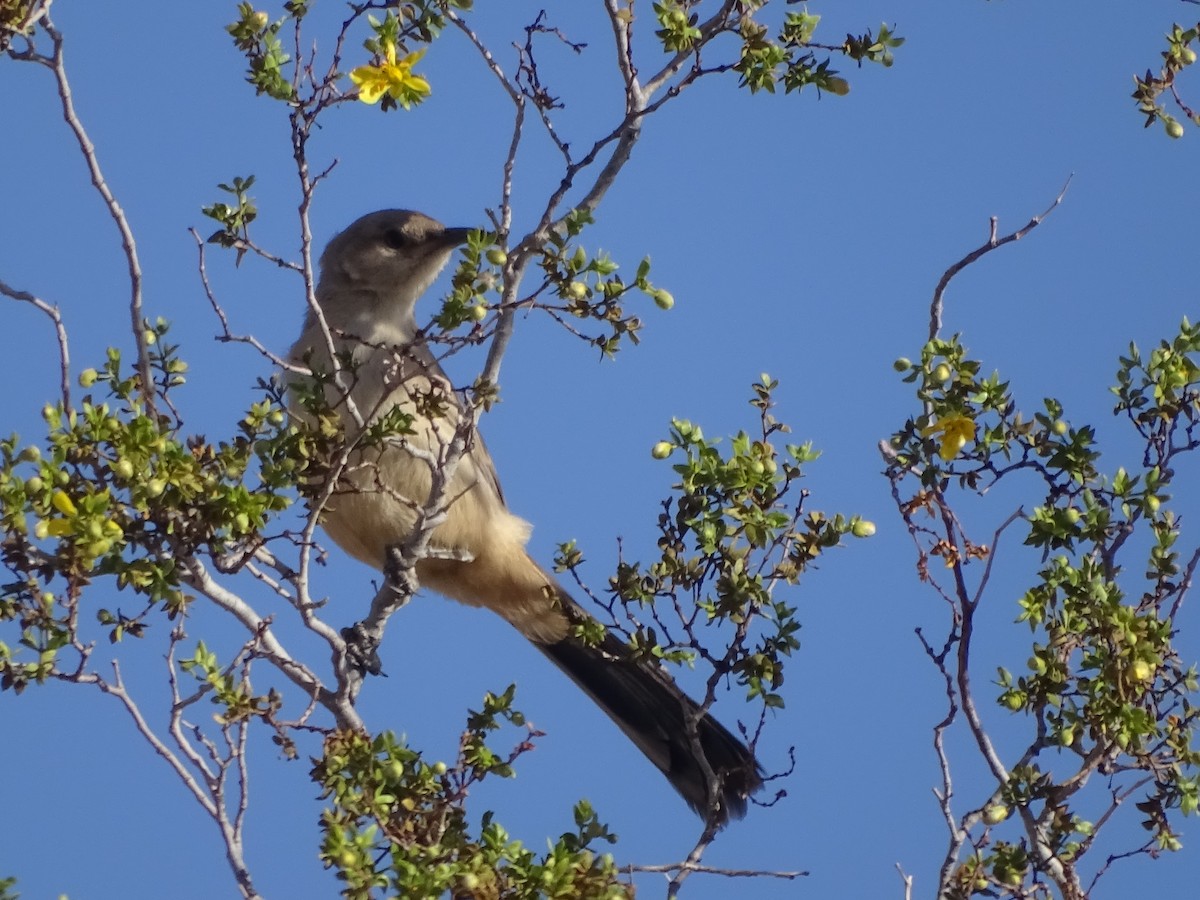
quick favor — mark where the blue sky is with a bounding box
[3,1,1199,898]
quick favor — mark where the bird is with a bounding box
[287,208,763,822]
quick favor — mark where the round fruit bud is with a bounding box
[34,520,50,540]
[112,459,135,480]
[26,475,44,493]
[42,405,56,422]
[1132,659,1153,682]
[892,357,911,372]
[998,865,1023,887]
[1182,46,1197,65]
[1002,691,1025,711]
[982,804,1009,825]
[1064,507,1081,524]
[250,10,270,30]
[932,363,952,383]
[145,478,166,498]
[651,441,673,460]
[652,289,675,310]
[79,368,99,388]
[566,281,588,300]
[143,329,157,345]
[851,519,876,538]
[1145,495,1161,514]
[469,304,488,322]
[1165,117,1185,139]
[19,446,41,463]
[485,248,508,267]
[1051,419,1068,436]
[268,410,284,425]
[431,761,448,776]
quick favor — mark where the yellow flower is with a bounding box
[922,413,976,461]
[348,44,430,108]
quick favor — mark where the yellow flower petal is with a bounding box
[51,490,77,516]
[349,67,388,104]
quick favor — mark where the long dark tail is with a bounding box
[535,607,763,823]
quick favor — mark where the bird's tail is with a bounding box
[535,601,763,824]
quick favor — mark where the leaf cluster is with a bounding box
[313,688,629,900]
[1132,21,1200,139]
[562,377,866,714]
[0,334,305,693]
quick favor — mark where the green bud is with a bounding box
[485,248,508,266]
[932,363,952,383]
[469,304,488,322]
[112,459,135,480]
[566,281,588,301]
[86,538,113,558]
[26,475,44,493]
[851,519,876,538]
[1051,419,1068,436]
[892,357,911,372]
[651,441,673,460]
[79,368,99,388]
[982,804,1009,825]
[250,10,269,30]
[652,288,674,310]
[431,761,448,776]
[1182,46,1197,65]
[1165,117,1185,139]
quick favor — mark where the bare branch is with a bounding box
[0,277,71,406]
[929,176,1073,342]
[39,18,155,412]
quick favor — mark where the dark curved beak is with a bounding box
[439,227,474,247]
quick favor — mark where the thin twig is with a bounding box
[41,18,155,413]
[929,176,1073,343]
[0,277,71,406]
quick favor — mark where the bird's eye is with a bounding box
[381,229,409,250]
